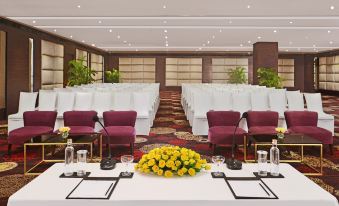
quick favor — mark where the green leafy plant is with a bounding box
[229,67,247,84]
[67,58,97,86]
[257,67,283,88]
[105,69,120,83]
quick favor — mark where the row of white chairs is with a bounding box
[181,84,334,136]
[8,83,160,135]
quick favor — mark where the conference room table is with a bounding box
[8,163,338,206]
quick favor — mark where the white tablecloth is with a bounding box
[8,163,338,206]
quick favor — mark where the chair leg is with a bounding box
[130,143,134,155]
[209,143,213,148]
[329,144,333,155]
[8,144,12,156]
[212,144,216,155]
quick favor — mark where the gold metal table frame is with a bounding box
[243,135,323,176]
[24,134,102,176]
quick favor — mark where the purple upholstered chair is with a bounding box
[285,111,333,154]
[63,111,97,134]
[207,111,247,154]
[102,111,137,155]
[8,111,57,155]
[246,111,279,135]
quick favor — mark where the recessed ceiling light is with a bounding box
[219,29,222,33]
[70,35,73,38]
[207,41,210,44]
[285,49,289,52]
[135,49,138,51]
[257,36,262,39]
[164,29,168,33]
[98,20,102,24]
[199,47,202,50]
[82,40,85,43]
[91,44,95,46]
[202,44,206,47]
[212,35,215,39]
[166,43,169,47]
[330,41,333,44]
[163,5,167,9]
[289,21,293,24]
[313,48,317,51]
[273,30,277,33]
[32,20,36,24]
[163,20,167,24]
[289,41,293,45]
[165,36,168,39]
[53,29,57,32]
[128,43,131,46]
[109,29,112,33]
[328,30,331,33]
[77,5,81,8]
[247,5,251,9]
[240,44,243,47]
[229,20,232,24]
[123,40,127,43]
[313,44,316,47]
[330,5,335,10]
[248,40,251,44]
[117,35,121,39]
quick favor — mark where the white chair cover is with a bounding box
[269,91,286,116]
[38,91,57,111]
[133,92,150,118]
[56,92,75,115]
[113,92,132,111]
[232,92,251,114]
[251,92,269,111]
[92,92,112,117]
[286,91,304,111]
[74,92,93,111]
[212,92,232,111]
[18,92,38,113]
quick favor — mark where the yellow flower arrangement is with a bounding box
[135,146,210,177]
[58,127,71,139]
[275,127,287,134]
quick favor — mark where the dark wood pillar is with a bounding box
[304,54,316,92]
[63,44,76,86]
[202,57,211,83]
[252,42,279,84]
[156,57,166,90]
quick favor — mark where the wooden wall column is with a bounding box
[253,42,279,84]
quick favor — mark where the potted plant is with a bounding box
[105,68,120,83]
[257,67,283,89]
[67,58,97,86]
[229,67,247,84]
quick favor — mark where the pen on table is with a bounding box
[259,183,270,196]
[105,183,114,196]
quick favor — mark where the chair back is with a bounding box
[251,92,269,111]
[212,92,232,110]
[247,111,279,128]
[38,91,57,111]
[23,111,57,128]
[63,111,97,128]
[56,92,75,114]
[286,91,304,111]
[74,92,93,111]
[193,92,211,117]
[91,92,112,114]
[207,111,240,127]
[284,111,318,127]
[103,111,137,127]
[232,92,251,114]
[133,92,150,116]
[304,93,323,112]
[113,92,132,110]
[18,92,38,113]
[269,90,286,115]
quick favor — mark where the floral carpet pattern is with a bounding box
[0,91,338,205]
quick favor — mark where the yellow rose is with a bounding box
[188,168,196,176]
[152,165,159,172]
[164,170,173,178]
[172,166,178,171]
[175,160,181,167]
[184,161,189,165]
[155,154,161,160]
[189,159,196,164]
[159,160,166,168]
[195,163,202,169]
[181,155,188,161]
[182,167,188,173]
[157,169,163,176]
[177,169,184,176]
[142,163,148,170]
[162,154,169,160]
[205,164,211,170]
[148,159,155,166]
[166,160,174,168]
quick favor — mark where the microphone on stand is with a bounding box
[93,115,116,170]
[226,112,248,170]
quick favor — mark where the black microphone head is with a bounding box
[242,112,248,119]
[92,115,99,122]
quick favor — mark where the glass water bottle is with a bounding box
[64,139,74,176]
[270,139,280,176]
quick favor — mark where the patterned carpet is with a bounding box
[0,91,338,205]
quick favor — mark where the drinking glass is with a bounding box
[257,150,268,176]
[211,155,225,176]
[76,150,88,176]
[121,155,134,176]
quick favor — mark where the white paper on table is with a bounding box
[228,180,275,198]
[68,179,117,199]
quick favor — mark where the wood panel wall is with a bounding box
[0,17,106,116]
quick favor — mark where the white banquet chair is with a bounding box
[7,92,38,133]
[73,92,93,111]
[251,92,269,111]
[212,91,232,111]
[38,90,57,111]
[113,92,132,111]
[304,93,334,134]
[91,92,111,118]
[232,92,251,131]
[133,92,151,135]
[286,91,304,111]
[192,93,212,135]
[55,92,75,129]
[269,90,287,128]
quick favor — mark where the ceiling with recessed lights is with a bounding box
[0,0,338,52]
